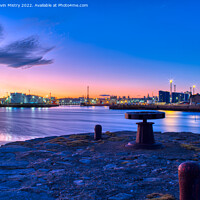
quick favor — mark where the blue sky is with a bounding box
[0,0,200,97]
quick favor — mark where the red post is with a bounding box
[178,162,200,200]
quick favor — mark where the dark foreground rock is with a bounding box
[0,131,200,200]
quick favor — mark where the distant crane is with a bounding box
[87,86,89,104]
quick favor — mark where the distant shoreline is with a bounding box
[0,104,59,108]
[109,104,200,112]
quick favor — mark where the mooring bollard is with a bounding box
[124,111,165,149]
[94,124,102,140]
[178,161,200,200]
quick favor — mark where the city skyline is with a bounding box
[1,1,200,98]
[0,78,197,98]
[0,83,194,99]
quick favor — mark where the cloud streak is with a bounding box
[0,33,54,68]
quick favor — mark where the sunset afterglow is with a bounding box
[1,0,200,98]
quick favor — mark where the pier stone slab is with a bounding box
[0,168,35,175]
[0,145,31,153]
[0,191,55,200]
[108,193,134,200]
[0,160,29,169]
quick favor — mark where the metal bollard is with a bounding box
[94,125,102,140]
[178,161,200,200]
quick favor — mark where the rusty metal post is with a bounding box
[94,125,102,140]
[136,122,155,144]
[178,161,200,200]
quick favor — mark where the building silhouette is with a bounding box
[159,91,170,104]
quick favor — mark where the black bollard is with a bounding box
[94,125,102,140]
[178,161,200,200]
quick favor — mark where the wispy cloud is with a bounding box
[0,27,54,68]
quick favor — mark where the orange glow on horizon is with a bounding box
[0,87,155,99]
[0,65,161,99]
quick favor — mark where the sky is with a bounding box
[0,0,200,98]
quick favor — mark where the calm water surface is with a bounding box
[0,106,200,144]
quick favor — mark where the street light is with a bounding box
[193,85,196,95]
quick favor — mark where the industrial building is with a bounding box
[159,91,170,104]
[190,94,200,105]
[10,93,26,104]
[6,93,52,104]
[171,92,189,103]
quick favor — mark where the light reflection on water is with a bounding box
[0,106,199,144]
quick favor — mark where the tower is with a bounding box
[170,80,173,103]
[49,92,51,104]
[87,86,89,104]
[174,85,176,92]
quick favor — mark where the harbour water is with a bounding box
[0,106,200,144]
